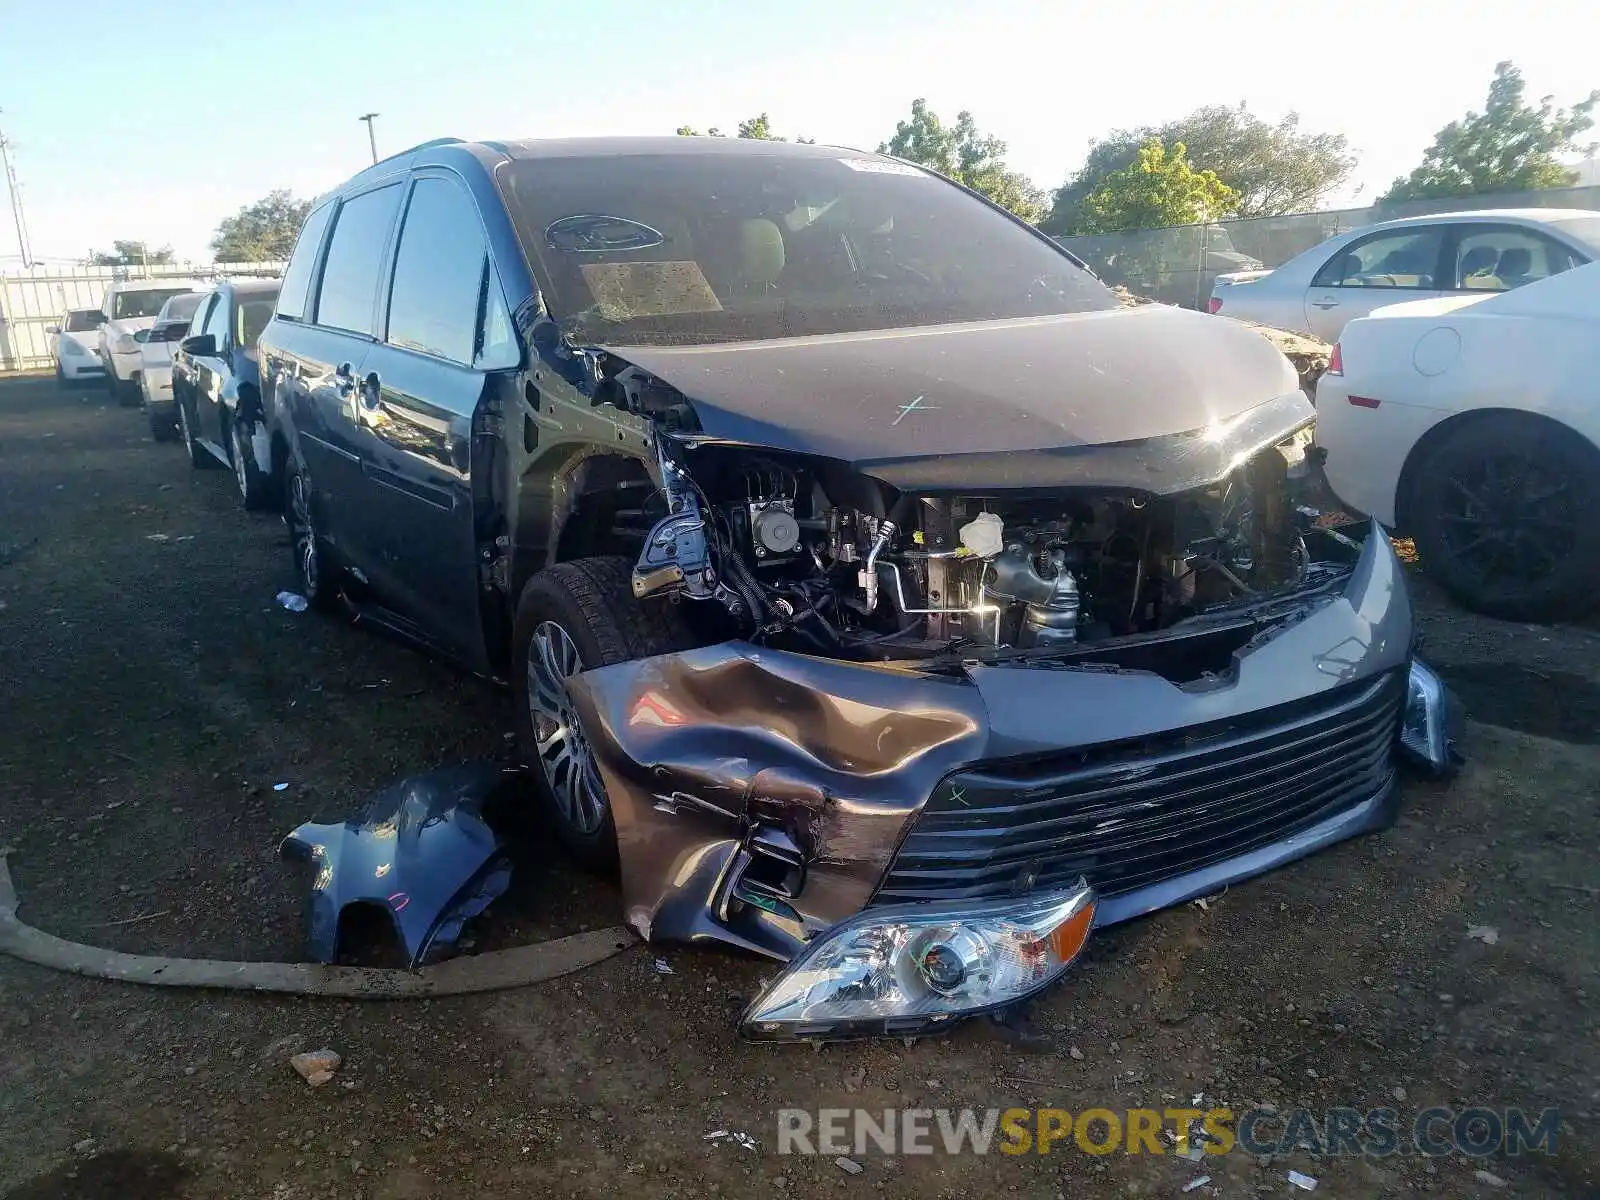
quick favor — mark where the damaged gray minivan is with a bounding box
[258,135,1456,1041]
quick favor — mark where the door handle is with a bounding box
[1311,299,1340,309]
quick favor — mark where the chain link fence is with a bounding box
[0,262,284,372]
[1054,184,1600,310]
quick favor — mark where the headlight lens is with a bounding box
[741,883,1095,1041]
[1400,658,1460,775]
[59,339,88,358]
[113,333,137,353]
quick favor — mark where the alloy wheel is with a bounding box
[288,470,320,595]
[1435,454,1574,587]
[232,422,251,500]
[526,620,607,835]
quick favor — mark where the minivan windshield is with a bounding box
[497,150,1115,346]
[64,309,102,332]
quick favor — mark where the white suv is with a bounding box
[97,279,203,404]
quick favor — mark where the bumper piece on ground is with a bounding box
[280,763,516,967]
[740,882,1096,1042]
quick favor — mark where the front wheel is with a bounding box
[283,456,339,611]
[1410,414,1600,621]
[176,397,211,468]
[511,557,693,868]
[230,416,273,510]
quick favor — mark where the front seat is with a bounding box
[1459,245,1499,287]
[1495,247,1534,289]
[734,218,786,296]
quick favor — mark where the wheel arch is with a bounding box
[1394,406,1600,533]
[509,448,654,603]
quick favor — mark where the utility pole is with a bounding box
[0,110,35,268]
[358,113,380,164]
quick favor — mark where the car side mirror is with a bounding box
[132,329,150,344]
[45,324,59,334]
[182,334,217,356]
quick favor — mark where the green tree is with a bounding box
[676,115,813,142]
[1075,140,1239,234]
[88,240,174,266]
[878,98,1044,221]
[1378,62,1598,204]
[211,190,313,261]
[1045,105,1353,233]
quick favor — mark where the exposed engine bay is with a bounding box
[630,429,1344,666]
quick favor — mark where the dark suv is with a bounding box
[259,136,1453,1038]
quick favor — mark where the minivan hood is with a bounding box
[608,305,1306,493]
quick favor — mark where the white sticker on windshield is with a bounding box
[839,158,926,177]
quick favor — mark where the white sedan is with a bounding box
[49,308,107,387]
[1313,261,1600,621]
[1210,208,1600,341]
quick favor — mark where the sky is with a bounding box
[1,0,1595,264]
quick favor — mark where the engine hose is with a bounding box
[724,544,769,626]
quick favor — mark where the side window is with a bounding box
[316,184,404,336]
[276,202,334,321]
[202,295,230,347]
[188,295,217,338]
[1311,228,1445,290]
[1448,225,1582,292]
[478,260,520,369]
[385,177,487,364]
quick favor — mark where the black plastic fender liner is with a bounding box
[0,854,633,999]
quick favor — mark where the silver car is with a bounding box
[1209,208,1600,340]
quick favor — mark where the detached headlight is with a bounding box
[741,883,1096,1042]
[113,333,137,354]
[1400,658,1460,776]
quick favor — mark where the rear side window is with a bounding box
[276,202,334,321]
[385,177,487,364]
[316,184,404,335]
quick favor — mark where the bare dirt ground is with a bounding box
[0,375,1596,1199]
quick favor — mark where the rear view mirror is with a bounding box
[181,334,217,357]
[45,324,59,334]
[132,329,150,344]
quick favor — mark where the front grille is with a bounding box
[874,671,1405,905]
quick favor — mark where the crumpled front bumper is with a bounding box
[567,526,1427,967]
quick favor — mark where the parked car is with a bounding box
[1313,261,1600,621]
[97,279,203,404]
[48,308,106,387]
[170,279,281,507]
[1209,209,1600,340]
[259,136,1455,1039]
[1061,223,1263,308]
[138,291,209,441]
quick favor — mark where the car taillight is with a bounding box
[1326,342,1342,376]
[1206,296,1223,314]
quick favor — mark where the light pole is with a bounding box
[358,113,380,164]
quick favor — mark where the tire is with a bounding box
[283,455,339,611]
[56,365,69,390]
[176,397,210,469]
[117,374,141,408]
[229,415,273,511]
[511,557,693,869]
[148,406,178,442]
[1410,413,1600,621]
